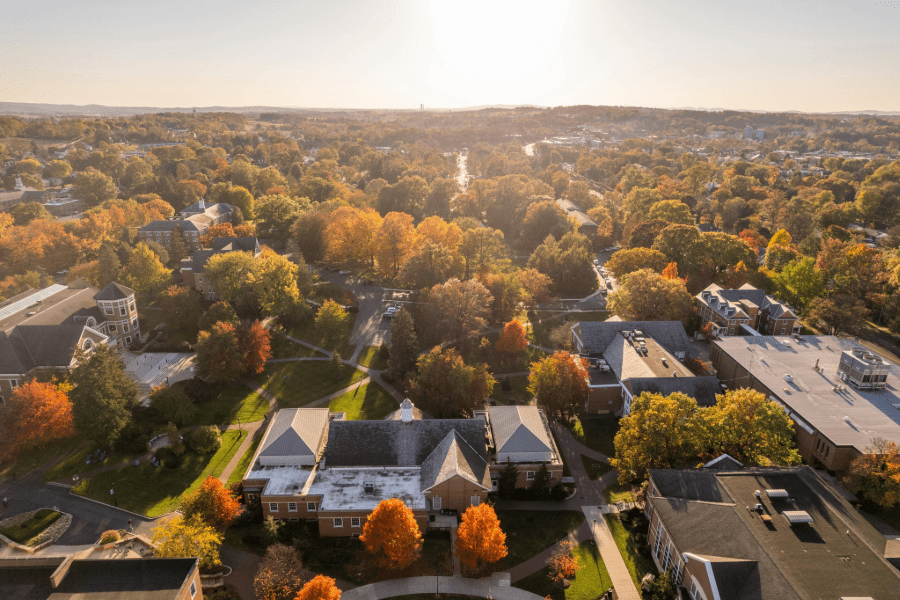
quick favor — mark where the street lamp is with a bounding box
[110,484,117,507]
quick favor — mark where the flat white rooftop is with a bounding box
[311,467,426,512]
[249,465,314,496]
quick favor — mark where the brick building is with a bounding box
[243,402,563,536]
[136,199,233,253]
[696,283,799,337]
[645,465,900,599]
[711,335,900,471]
[179,237,261,300]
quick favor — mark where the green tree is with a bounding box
[605,247,668,278]
[399,241,458,288]
[388,308,419,381]
[47,159,72,180]
[411,347,495,418]
[167,224,188,266]
[520,200,574,251]
[459,226,505,280]
[96,243,121,288]
[9,201,52,225]
[69,345,139,448]
[256,194,305,246]
[74,167,118,207]
[652,224,703,276]
[121,243,170,303]
[531,463,552,500]
[648,200,693,225]
[607,269,694,323]
[315,299,350,350]
[198,301,239,332]
[425,278,492,345]
[771,257,824,312]
[227,185,255,220]
[622,187,662,216]
[527,232,596,297]
[498,461,519,499]
[196,321,245,383]
[806,294,867,335]
[528,351,589,420]
[149,385,197,426]
[424,177,457,219]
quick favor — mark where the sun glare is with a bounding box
[429,0,569,86]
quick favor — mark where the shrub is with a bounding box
[181,378,223,403]
[164,455,183,469]
[155,447,174,462]
[551,483,569,502]
[73,478,89,495]
[99,530,121,544]
[189,426,223,454]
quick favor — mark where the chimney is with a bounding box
[198,197,205,210]
[400,399,414,423]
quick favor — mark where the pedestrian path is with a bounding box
[307,377,371,408]
[582,506,641,600]
[508,521,592,582]
[340,575,543,600]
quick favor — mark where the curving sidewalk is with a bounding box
[340,575,545,600]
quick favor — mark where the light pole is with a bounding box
[110,484,117,507]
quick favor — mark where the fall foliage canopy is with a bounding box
[180,475,241,531]
[495,319,528,356]
[359,498,422,570]
[294,575,342,600]
[455,503,508,572]
[0,380,75,457]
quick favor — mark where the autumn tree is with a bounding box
[74,167,118,207]
[69,345,139,448]
[661,262,681,281]
[9,201,52,225]
[238,319,272,375]
[359,498,422,571]
[196,321,244,383]
[528,351,589,420]
[181,475,241,531]
[254,544,306,600]
[425,278,492,345]
[607,269,694,323]
[315,299,350,350]
[121,243,171,303]
[158,285,204,343]
[1,381,75,453]
[151,515,222,570]
[496,319,528,359]
[294,575,342,600]
[546,540,578,585]
[325,206,382,268]
[456,503,508,574]
[844,438,900,508]
[168,224,188,266]
[411,347,495,418]
[648,200,693,225]
[806,294,867,335]
[387,308,419,381]
[149,385,197,426]
[376,211,418,279]
[605,247,668,278]
[198,301,239,332]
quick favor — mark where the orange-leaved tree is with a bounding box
[528,351,589,420]
[2,380,75,452]
[359,498,422,570]
[180,475,241,531]
[294,574,341,600]
[546,540,578,584]
[661,261,681,281]
[495,319,527,358]
[455,503,507,574]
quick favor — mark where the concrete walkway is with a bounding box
[307,376,372,408]
[341,575,544,600]
[583,506,641,600]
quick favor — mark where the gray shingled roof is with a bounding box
[649,469,731,503]
[92,282,135,301]
[212,236,260,253]
[0,332,30,373]
[259,409,329,459]
[420,429,490,491]
[11,324,93,368]
[577,321,692,356]
[489,406,553,455]
[324,419,486,467]
[628,376,721,406]
[51,558,198,599]
[555,198,598,228]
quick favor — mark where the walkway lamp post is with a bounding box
[110,484,117,507]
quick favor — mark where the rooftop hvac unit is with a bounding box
[784,374,793,382]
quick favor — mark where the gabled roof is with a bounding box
[698,555,760,600]
[703,453,744,470]
[92,282,135,301]
[649,469,731,503]
[324,419,486,467]
[420,429,490,491]
[489,405,553,455]
[627,376,721,406]
[577,321,692,356]
[259,408,329,459]
[212,236,260,254]
[11,324,97,368]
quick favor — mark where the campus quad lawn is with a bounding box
[357,345,389,370]
[43,442,132,483]
[604,513,658,588]
[226,435,262,487]
[515,540,613,600]
[192,386,269,426]
[0,509,63,546]
[494,510,586,572]
[253,361,366,408]
[603,481,639,505]
[269,333,326,359]
[580,454,614,480]
[328,382,397,420]
[1,435,83,481]
[567,417,618,458]
[74,431,243,517]
[490,375,532,405]
[282,313,356,358]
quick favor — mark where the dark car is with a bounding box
[344,305,359,314]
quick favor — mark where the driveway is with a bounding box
[314,269,392,348]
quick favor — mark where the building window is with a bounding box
[471,496,480,506]
[0,396,4,405]
[123,321,129,332]
[132,318,139,330]
[104,307,114,315]
[333,518,343,528]
[125,336,132,346]
[663,542,672,570]
[653,529,662,558]
[307,502,317,511]
[780,328,786,335]
[269,503,279,512]
[526,471,535,481]
[10,379,19,389]
[190,581,197,598]
[129,302,135,313]
[119,305,126,316]
[288,502,297,512]
[432,496,441,510]
[825,446,830,458]
[351,517,360,527]
[108,324,116,333]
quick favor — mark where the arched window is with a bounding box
[82,339,94,351]
[86,317,96,327]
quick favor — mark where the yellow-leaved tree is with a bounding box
[151,515,222,569]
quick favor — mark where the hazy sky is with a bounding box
[1,0,898,112]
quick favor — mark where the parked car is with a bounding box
[338,270,351,275]
[344,305,359,314]
[382,311,396,320]
[593,259,600,265]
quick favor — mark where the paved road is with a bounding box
[315,269,392,348]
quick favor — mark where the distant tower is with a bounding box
[400,399,415,422]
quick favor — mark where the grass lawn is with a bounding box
[191,386,270,427]
[357,345,389,370]
[567,417,618,458]
[580,455,614,480]
[529,311,609,348]
[282,313,356,358]
[329,382,397,420]
[74,431,243,517]
[0,509,63,546]
[516,540,613,600]
[253,361,366,409]
[603,482,638,505]
[604,513,657,588]
[226,435,262,487]
[455,331,548,374]
[2,435,85,482]
[43,443,133,483]
[270,333,326,359]
[490,375,532,405]
[495,510,586,572]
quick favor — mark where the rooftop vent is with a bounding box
[765,489,789,499]
[783,510,813,525]
[364,482,375,495]
[783,374,793,382]
[661,358,669,368]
